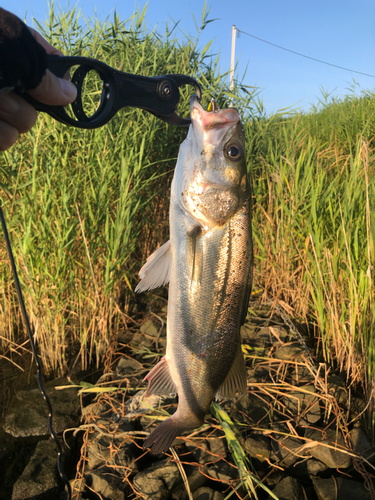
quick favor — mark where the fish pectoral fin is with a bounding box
[144,357,178,396]
[215,344,247,399]
[135,240,172,293]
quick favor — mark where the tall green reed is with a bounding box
[248,93,375,393]
[0,4,255,374]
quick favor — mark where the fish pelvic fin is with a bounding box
[215,343,247,399]
[144,357,177,396]
[143,416,183,454]
[135,240,172,293]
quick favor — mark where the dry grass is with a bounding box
[64,301,375,499]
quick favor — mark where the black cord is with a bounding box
[0,201,72,500]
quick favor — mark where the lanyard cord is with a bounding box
[0,201,72,500]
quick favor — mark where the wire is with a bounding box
[0,201,72,500]
[237,29,375,79]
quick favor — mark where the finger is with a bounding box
[0,92,37,134]
[27,69,77,106]
[28,27,70,80]
[28,27,63,57]
[0,121,19,152]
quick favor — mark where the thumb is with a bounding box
[27,69,77,106]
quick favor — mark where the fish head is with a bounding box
[175,95,248,227]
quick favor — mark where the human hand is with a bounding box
[0,28,77,151]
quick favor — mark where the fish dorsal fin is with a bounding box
[215,343,247,399]
[144,357,178,396]
[135,240,172,293]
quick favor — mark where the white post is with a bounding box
[229,25,236,106]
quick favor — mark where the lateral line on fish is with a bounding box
[209,220,233,334]
[190,226,198,289]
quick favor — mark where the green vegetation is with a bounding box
[248,90,375,393]
[210,402,278,499]
[0,5,374,409]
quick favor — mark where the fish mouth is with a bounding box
[189,95,239,132]
[189,94,202,109]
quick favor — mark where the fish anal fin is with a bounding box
[215,344,247,399]
[144,357,177,396]
[135,240,172,293]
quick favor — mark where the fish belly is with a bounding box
[166,193,252,424]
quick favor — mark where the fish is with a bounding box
[135,95,253,454]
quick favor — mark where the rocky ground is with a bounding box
[1,300,375,500]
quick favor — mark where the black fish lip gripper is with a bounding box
[18,54,202,128]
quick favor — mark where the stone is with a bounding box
[245,326,274,346]
[269,326,290,343]
[282,385,321,425]
[193,487,225,500]
[288,366,314,385]
[268,476,303,500]
[292,458,328,481]
[266,472,285,488]
[350,428,375,464]
[313,477,371,500]
[115,356,144,378]
[67,478,86,500]
[129,332,154,350]
[348,396,366,419]
[327,375,347,405]
[240,323,259,341]
[87,433,139,473]
[0,428,36,500]
[140,319,162,337]
[306,459,328,477]
[88,470,125,500]
[82,401,108,419]
[207,461,237,482]
[250,365,271,381]
[274,344,304,361]
[133,458,181,500]
[232,393,268,424]
[186,437,227,464]
[305,428,351,469]
[4,378,80,438]
[171,465,208,500]
[60,478,86,500]
[12,440,60,500]
[270,426,305,467]
[117,331,132,345]
[244,435,271,461]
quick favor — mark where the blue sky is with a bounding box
[4,0,375,114]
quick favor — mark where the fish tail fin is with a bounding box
[143,417,183,455]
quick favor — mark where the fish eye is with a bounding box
[225,144,242,161]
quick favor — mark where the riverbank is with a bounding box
[2,300,374,500]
